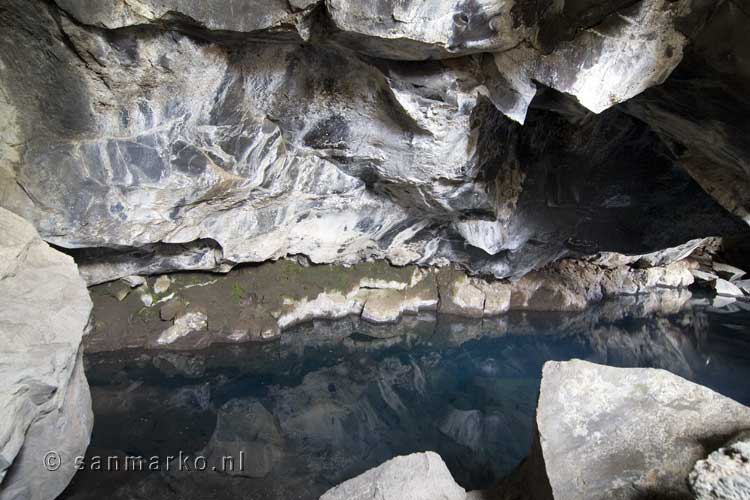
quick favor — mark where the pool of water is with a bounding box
[61,296,750,500]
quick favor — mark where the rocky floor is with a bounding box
[85,254,710,351]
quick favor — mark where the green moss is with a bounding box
[231,282,246,302]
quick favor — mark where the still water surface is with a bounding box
[61,296,750,500]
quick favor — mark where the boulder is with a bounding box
[689,431,750,500]
[713,263,747,282]
[692,269,720,283]
[153,275,172,295]
[0,207,93,500]
[714,279,745,298]
[320,452,466,500]
[121,275,147,288]
[514,360,750,500]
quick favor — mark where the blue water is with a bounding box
[61,299,750,500]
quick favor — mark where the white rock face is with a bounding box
[530,360,750,500]
[320,452,466,500]
[492,0,691,122]
[714,279,744,298]
[157,308,208,345]
[0,207,93,500]
[54,0,318,33]
[325,0,527,59]
[689,432,750,500]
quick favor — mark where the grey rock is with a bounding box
[54,0,318,35]
[708,296,739,311]
[693,269,720,283]
[1,0,746,285]
[121,275,147,288]
[138,288,155,307]
[155,307,208,345]
[624,1,750,225]
[114,286,131,301]
[159,298,187,322]
[713,263,747,282]
[714,279,744,298]
[734,280,750,295]
[689,431,750,500]
[153,275,172,295]
[518,360,750,500]
[325,0,527,60]
[0,208,93,500]
[320,452,466,500]
[491,0,697,122]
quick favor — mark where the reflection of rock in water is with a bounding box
[202,398,283,478]
[61,296,750,500]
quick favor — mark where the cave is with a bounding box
[1,1,750,500]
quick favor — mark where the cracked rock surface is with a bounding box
[689,431,750,500]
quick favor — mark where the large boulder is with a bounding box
[320,452,466,500]
[0,208,93,500]
[508,360,750,500]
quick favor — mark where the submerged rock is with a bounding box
[320,452,466,500]
[504,360,750,500]
[0,208,93,500]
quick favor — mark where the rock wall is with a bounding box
[1,0,748,281]
[83,255,699,351]
[0,208,93,500]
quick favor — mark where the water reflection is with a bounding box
[62,294,750,500]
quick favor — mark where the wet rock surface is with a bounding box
[59,296,750,500]
[0,208,93,500]
[1,0,749,283]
